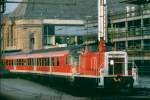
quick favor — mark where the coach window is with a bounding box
[1,59,4,65]
[17,59,19,66]
[37,58,40,66]
[39,58,41,66]
[20,59,22,66]
[39,58,42,66]
[65,56,69,65]
[7,60,9,66]
[5,60,7,65]
[51,57,55,66]
[16,59,18,65]
[43,58,46,66]
[8,60,10,65]
[41,58,44,66]
[23,59,26,66]
[56,57,60,66]
[17,59,18,65]
[38,58,41,66]
[7,60,9,65]
[43,58,48,66]
[27,58,33,66]
[40,58,43,66]
[36,58,38,66]
[10,60,13,66]
[21,59,23,66]
[13,59,16,66]
[28,58,31,66]
[31,58,34,66]
[34,58,36,66]
[18,59,21,66]
[46,58,50,66]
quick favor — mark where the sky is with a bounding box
[5,0,21,13]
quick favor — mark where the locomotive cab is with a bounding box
[98,51,138,89]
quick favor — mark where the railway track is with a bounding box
[135,88,150,97]
[1,78,150,100]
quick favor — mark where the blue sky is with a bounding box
[6,0,21,13]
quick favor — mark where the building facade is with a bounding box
[108,0,150,75]
[1,0,98,51]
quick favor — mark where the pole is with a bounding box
[0,13,2,69]
[0,0,5,69]
[98,0,107,41]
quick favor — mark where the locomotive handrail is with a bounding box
[96,63,104,84]
[128,61,139,85]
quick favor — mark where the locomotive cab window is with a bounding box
[108,58,125,75]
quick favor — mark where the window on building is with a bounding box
[128,40,141,49]
[29,33,35,49]
[144,39,150,50]
[144,18,150,26]
[43,24,55,45]
[116,41,125,50]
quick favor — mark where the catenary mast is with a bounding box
[98,0,107,41]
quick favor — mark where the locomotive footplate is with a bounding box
[104,76,134,89]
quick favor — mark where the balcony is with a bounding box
[108,26,150,39]
[109,7,150,21]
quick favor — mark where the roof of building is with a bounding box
[9,0,128,20]
[10,0,97,20]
